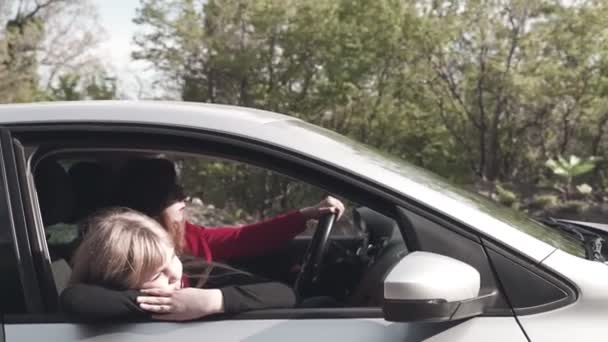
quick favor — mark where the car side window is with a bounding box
[32,150,402,313]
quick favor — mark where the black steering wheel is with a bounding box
[294,212,337,297]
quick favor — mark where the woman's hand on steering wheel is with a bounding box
[299,196,345,221]
[295,196,344,297]
[294,211,338,297]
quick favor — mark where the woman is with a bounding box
[116,157,345,262]
[62,207,296,321]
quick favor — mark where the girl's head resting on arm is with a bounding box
[70,207,183,291]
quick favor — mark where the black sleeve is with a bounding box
[202,263,296,314]
[220,282,295,314]
[60,264,296,320]
[60,284,148,321]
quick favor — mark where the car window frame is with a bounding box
[0,128,44,315]
[10,123,400,320]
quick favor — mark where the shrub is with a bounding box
[495,184,518,208]
[557,200,590,215]
[576,183,593,196]
[530,194,560,209]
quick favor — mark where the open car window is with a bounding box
[32,148,404,313]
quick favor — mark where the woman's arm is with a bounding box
[196,210,308,261]
[220,281,295,314]
[196,196,345,261]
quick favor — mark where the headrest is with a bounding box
[116,158,181,217]
[69,161,112,221]
[34,159,75,226]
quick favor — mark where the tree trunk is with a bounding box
[485,112,501,181]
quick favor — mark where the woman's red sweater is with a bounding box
[184,210,308,262]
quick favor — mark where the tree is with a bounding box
[0,0,47,102]
[131,0,608,206]
[50,71,117,101]
[0,0,105,103]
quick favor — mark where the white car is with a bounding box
[0,101,604,341]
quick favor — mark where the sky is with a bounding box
[92,0,157,99]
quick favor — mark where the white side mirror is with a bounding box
[383,251,495,322]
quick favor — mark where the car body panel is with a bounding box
[519,249,608,340]
[0,101,555,262]
[3,101,601,341]
[4,317,526,342]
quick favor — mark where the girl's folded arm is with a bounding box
[60,284,147,320]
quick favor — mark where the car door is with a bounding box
[3,125,528,342]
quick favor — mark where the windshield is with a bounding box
[465,198,586,258]
[288,121,586,258]
[384,154,586,258]
[382,152,586,258]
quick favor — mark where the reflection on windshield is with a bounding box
[291,121,586,258]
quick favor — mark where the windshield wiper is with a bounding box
[537,218,606,262]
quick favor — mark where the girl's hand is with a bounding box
[299,196,345,221]
[137,287,224,321]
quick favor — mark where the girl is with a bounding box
[61,208,296,321]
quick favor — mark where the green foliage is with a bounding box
[46,223,79,245]
[545,155,599,199]
[52,75,83,101]
[49,72,117,101]
[1,0,107,103]
[530,194,560,209]
[131,0,467,178]
[7,0,608,222]
[545,155,599,179]
[558,200,591,215]
[178,157,325,220]
[0,8,44,103]
[576,183,593,196]
[494,184,518,208]
[127,0,608,218]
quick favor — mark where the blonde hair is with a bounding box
[70,207,175,290]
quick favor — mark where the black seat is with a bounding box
[34,159,75,227]
[34,159,77,308]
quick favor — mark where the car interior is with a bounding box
[33,148,408,310]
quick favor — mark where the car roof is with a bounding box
[0,101,297,129]
[0,101,556,261]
